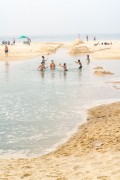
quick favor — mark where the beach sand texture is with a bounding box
[1,40,120,61]
[0,102,120,180]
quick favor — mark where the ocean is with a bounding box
[0,35,120,158]
[1,33,120,43]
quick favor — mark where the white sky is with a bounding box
[0,0,120,35]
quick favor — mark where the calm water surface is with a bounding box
[0,49,120,158]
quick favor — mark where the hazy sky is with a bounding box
[0,0,120,35]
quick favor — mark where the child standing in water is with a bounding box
[75,60,82,69]
[59,63,68,71]
[5,45,8,57]
[86,54,90,64]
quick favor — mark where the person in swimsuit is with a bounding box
[50,60,56,70]
[38,62,48,71]
[86,54,90,64]
[86,35,88,41]
[59,63,68,71]
[75,60,82,69]
[5,45,9,57]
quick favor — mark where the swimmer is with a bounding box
[38,62,48,71]
[75,60,82,69]
[50,60,56,70]
[59,63,68,71]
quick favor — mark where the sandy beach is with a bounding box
[0,102,120,180]
[1,40,120,61]
[0,42,63,61]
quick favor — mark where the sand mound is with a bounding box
[72,39,84,46]
[40,44,61,55]
[68,39,90,55]
[94,70,114,76]
[69,46,90,55]
[94,66,103,70]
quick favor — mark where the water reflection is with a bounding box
[51,70,55,79]
[63,71,67,79]
[5,60,9,81]
[78,69,82,80]
[59,71,67,80]
[39,70,45,79]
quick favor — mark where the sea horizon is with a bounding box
[1,33,120,43]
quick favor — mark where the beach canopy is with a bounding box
[19,35,28,39]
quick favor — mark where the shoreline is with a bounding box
[0,99,118,160]
[0,101,120,179]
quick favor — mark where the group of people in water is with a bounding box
[38,55,90,71]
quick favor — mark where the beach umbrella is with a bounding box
[19,35,28,39]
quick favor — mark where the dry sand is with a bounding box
[0,42,63,61]
[0,102,120,180]
[85,40,120,60]
[1,39,120,61]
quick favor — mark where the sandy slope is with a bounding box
[0,102,120,180]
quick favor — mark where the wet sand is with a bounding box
[0,102,120,180]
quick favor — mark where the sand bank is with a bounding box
[85,40,120,60]
[0,102,120,179]
[1,40,120,61]
[0,42,63,61]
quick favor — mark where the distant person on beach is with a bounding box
[75,60,82,69]
[50,60,56,70]
[59,63,68,71]
[41,56,47,65]
[86,35,88,41]
[94,36,96,41]
[94,42,100,46]
[86,54,90,64]
[4,45,9,57]
[38,62,48,71]
[11,38,15,45]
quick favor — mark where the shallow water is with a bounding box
[0,49,120,158]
